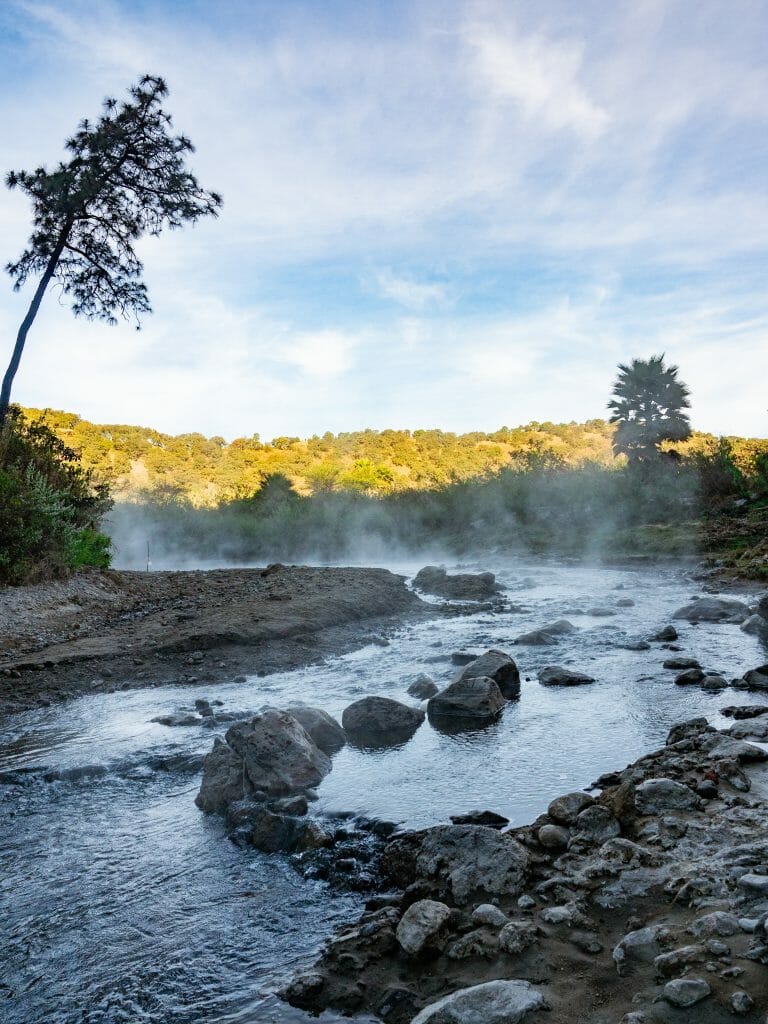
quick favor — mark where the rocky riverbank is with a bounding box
[0,565,430,717]
[279,714,768,1023]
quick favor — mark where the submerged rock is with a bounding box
[537,666,595,687]
[411,980,549,1024]
[672,596,750,624]
[342,696,424,746]
[408,674,439,699]
[514,630,557,646]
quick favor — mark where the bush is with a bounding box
[0,407,112,584]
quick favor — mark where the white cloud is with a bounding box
[279,329,357,379]
[375,270,451,310]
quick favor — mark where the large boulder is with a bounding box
[342,696,424,746]
[537,666,595,687]
[547,791,595,825]
[741,613,768,636]
[413,566,501,600]
[195,737,248,813]
[411,980,549,1024]
[225,709,331,796]
[672,596,750,624]
[428,677,507,721]
[634,778,700,814]
[286,705,346,755]
[454,649,520,698]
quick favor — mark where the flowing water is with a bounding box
[1,558,766,1023]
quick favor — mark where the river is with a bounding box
[1,557,765,1023]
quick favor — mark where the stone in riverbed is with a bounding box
[195,737,248,812]
[408,675,439,699]
[741,614,768,636]
[573,805,621,843]
[539,619,578,635]
[634,778,700,814]
[514,630,557,646]
[537,824,569,849]
[450,810,509,829]
[428,677,506,721]
[613,925,670,975]
[286,705,346,754]
[396,899,452,955]
[342,696,424,746]
[225,709,331,795]
[411,980,549,1024]
[672,596,750,623]
[674,667,705,685]
[454,649,521,698]
[472,903,509,928]
[652,625,678,641]
[733,664,768,690]
[663,657,701,670]
[413,566,501,600]
[537,666,595,686]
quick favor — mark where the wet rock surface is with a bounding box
[285,717,768,1023]
[342,696,425,746]
[412,566,502,601]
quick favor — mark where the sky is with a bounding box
[0,0,766,441]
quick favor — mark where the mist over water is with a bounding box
[2,555,766,1023]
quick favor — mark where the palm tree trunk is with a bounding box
[0,221,73,425]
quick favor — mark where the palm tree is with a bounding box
[608,355,691,463]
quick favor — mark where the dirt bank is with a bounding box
[0,565,428,717]
[285,718,768,1023]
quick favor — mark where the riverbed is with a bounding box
[1,557,765,1023]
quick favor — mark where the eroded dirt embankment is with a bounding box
[0,565,427,717]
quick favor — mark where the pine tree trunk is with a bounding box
[0,221,73,425]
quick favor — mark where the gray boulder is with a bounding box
[663,657,701,670]
[613,925,669,975]
[547,791,594,825]
[408,675,439,699]
[514,630,557,646]
[539,619,577,635]
[573,805,621,843]
[342,696,424,746]
[455,649,521,698]
[741,614,768,636]
[195,737,248,812]
[662,978,710,1007]
[652,625,678,641]
[411,980,549,1024]
[286,705,346,755]
[225,709,331,796]
[538,666,595,687]
[246,807,306,853]
[672,596,750,623]
[396,899,452,955]
[733,664,768,690]
[674,668,705,685]
[634,778,700,814]
[413,566,501,600]
[428,677,506,721]
[405,825,530,905]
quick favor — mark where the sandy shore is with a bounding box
[0,565,427,717]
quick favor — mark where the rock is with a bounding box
[411,979,549,1024]
[408,675,439,699]
[428,677,506,721]
[672,596,750,624]
[539,619,578,635]
[195,737,247,812]
[571,931,603,954]
[450,810,509,829]
[472,904,509,928]
[548,791,595,825]
[662,977,711,1007]
[721,704,768,719]
[689,912,741,937]
[517,895,535,910]
[537,824,569,849]
[446,928,499,960]
[286,705,346,754]
[246,807,305,852]
[653,625,678,641]
[634,778,700,814]
[653,944,706,977]
[728,717,768,739]
[622,640,651,651]
[455,650,521,699]
[413,566,501,600]
[342,696,424,746]
[537,666,595,687]
[396,899,452,955]
[152,712,201,726]
[540,904,577,924]
[273,794,308,816]
[663,657,701,670]
[730,991,754,1014]
[700,674,728,690]
[499,919,538,954]
[741,614,768,636]
[666,718,710,745]
[734,665,768,690]
[513,629,557,646]
[588,607,616,616]
[225,710,331,795]
[674,668,705,685]
[451,652,478,665]
[386,825,530,905]
[573,805,621,843]
[613,926,668,975]
[737,873,768,894]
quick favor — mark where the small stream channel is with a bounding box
[1,558,766,1023]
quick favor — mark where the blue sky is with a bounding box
[0,0,766,439]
